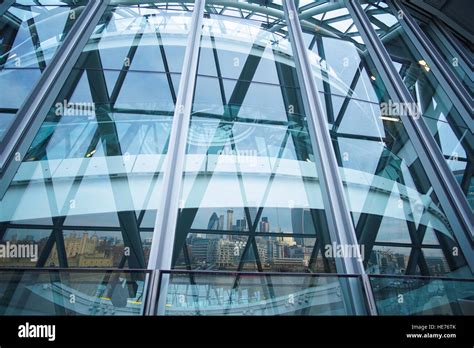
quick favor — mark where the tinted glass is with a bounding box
[370,275,474,315]
[298,0,470,277]
[159,272,365,315]
[0,269,149,315]
[172,0,336,274]
[0,1,193,269]
[362,0,473,210]
[0,0,87,142]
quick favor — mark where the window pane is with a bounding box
[0,1,193,269]
[370,275,474,315]
[408,9,473,97]
[362,0,473,210]
[160,272,365,315]
[172,0,335,274]
[0,1,87,143]
[0,270,149,315]
[299,0,470,277]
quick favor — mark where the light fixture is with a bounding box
[86,149,96,158]
[380,116,400,122]
[418,59,430,72]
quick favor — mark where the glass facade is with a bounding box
[0,0,87,142]
[362,0,473,210]
[0,269,149,315]
[300,1,470,278]
[159,271,365,315]
[1,1,193,269]
[0,0,472,316]
[173,0,334,275]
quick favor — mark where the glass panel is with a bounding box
[370,275,474,315]
[0,269,149,315]
[160,272,365,315]
[362,0,473,210]
[447,29,473,67]
[408,11,473,97]
[15,1,85,5]
[172,0,335,273]
[298,0,471,277]
[0,0,87,143]
[0,1,193,268]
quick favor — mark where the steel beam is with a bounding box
[394,1,472,125]
[0,0,15,17]
[146,0,205,315]
[284,0,377,315]
[347,0,474,273]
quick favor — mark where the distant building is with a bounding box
[226,209,234,231]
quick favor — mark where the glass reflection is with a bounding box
[0,0,87,142]
[416,18,473,97]
[298,0,470,277]
[370,275,474,315]
[0,269,148,315]
[0,1,193,269]
[160,272,364,315]
[362,0,473,210]
[173,0,335,274]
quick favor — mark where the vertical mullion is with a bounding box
[146,0,205,315]
[347,0,474,272]
[283,0,377,315]
[0,0,110,198]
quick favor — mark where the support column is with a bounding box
[145,0,205,315]
[284,0,378,315]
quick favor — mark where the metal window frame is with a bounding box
[400,0,474,46]
[431,19,474,74]
[283,0,377,315]
[386,0,474,241]
[393,1,473,123]
[0,0,110,198]
[400,2,474,76]
[391,0,474,240]
[347,0,474,272]
[0,0,15,17]
[156,269,372,316]
[0,0,471,316]
[145,0,205,315]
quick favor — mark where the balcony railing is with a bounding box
[0,268,151,315]
[0,268,472,315]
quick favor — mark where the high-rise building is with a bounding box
[291,208,316,246]
[260,217,270,233]
[0,0,471,318]
[218,214,225,230]
[226,209,234,231]
[207,212,220,230]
